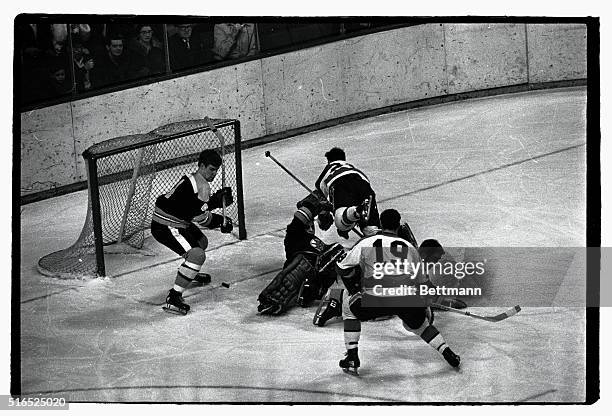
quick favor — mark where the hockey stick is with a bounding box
[265,151,312,194]
[317,249,346,273]
[431,303,521,322]
[204,117,228,227]
[117,148,146,244]
[265,151,364,238]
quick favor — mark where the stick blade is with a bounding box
[489,305,522,322]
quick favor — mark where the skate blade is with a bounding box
[162,305,189,315]
[342,367,360,376]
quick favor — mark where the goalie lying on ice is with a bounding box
[257,191,345,315]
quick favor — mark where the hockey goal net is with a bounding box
[37,118,246,278]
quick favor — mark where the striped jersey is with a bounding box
[152,172,212,229]
[337,232,427,297]
[315,161,370,199]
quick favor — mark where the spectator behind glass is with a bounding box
[37,59,72,101]
[43,37,66,60]
[212,23,259,61]
[19,23,72,105]
[168,23,209,71]
[72,44,94,92]
[128,24,164,78]
[18,23,44,67]
[91,34,132,88]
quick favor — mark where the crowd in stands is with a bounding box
[18,22,381,106]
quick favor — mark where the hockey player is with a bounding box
[335,208,461,375]
[419,239,467,310]
[151,149,233,314]
[257,191,345,315]
[314,233,466,326]
[313,221,418,326]
[314,147,380,239]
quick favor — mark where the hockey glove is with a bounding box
[208,187,234,210]
[317,210,334,231]
[297,190,332,217]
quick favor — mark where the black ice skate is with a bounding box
[339,349,360,376]
[163,289,190,315]
[313,295,342,327]
[442,347,461,368]
[191,273,212,287]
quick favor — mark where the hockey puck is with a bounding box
[221,282,230,288]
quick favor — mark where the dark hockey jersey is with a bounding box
[152,173,212,229]
[284,216,327,264]
[315,161,370,199]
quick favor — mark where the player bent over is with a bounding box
[315,147,381,238]
[313,221,419,326]
[315,230,466,325]
[257,191,345,315]
[150,149,233,315]
[335,208,461,375]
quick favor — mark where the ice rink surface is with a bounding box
[19,87,587,402]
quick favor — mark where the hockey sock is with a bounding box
[341,207,359,228]
[406,321,449,354]
[173,248,206,292]
[344,318,361,350]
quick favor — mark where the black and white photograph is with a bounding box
[5,2,606,408]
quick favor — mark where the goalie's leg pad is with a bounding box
[298,244,345,307]
[257,253,315,315]
[313,288,344,326]
[175,247,206,289]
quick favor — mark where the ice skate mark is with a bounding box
[518,389,557,402]
[23,384,398,402]
[405,114,418,147]
[21,287,79,304]
[267,230,286,239]
[515,135,537,163]
[503,134,537,163]
[378,143,585,204]
[320,78,337,102]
